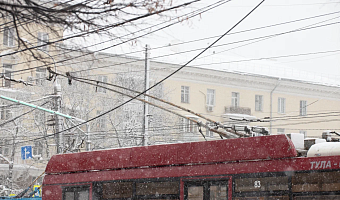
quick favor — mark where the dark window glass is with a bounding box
[235,176,288,193]
[136,181,179,196]
[102,182,133,199]
[292,171,340,192]
[63,186,89,200]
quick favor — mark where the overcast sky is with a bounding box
[81,0,340,83]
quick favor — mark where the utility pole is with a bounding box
[54,83,63,153]
[142,45,150,146]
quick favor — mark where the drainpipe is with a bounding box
[270,78,281,134]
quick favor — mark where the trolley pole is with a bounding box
[142,45,150,146]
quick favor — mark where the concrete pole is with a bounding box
[54,83,63,154]
[143,45,150,146]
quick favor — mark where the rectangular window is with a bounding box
[63,186,89,200]
[36,67,46,85]
[255,95,263,111]
[98,75,108,93]
[207,89,215,106]
[136,181,179,196]
[96,110,106,129]
[180,118,197,133]
[300,100,307,116]
[3,27,14,46]
[33,141,43,156]
[235,176,288,193]
[232,92,240,107]
[102,182,133,199]
[292,171,340,193]
[206,122,213,137]
[2,64,13,88]
[181,86,189,103]
[278,97,286,114]
[37,32,49,52]
[277,128,285,134]
[0,139,11,156]
[0,109,12,120]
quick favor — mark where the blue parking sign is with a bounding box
[21,146,32,160]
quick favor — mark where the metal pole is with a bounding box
[143,45,150,146]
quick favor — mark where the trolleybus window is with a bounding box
[235,176,288,193]
[102,182,133,199]
[233,175,289,200]
[184,180,228,200]
[63,185,90,200]
[94,180,180,200]
[292,171,340,192]
[136,181,179,196]
[292,171,340,199]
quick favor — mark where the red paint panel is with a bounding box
[45,147,132,173]
[130,144,178,167]
[45,135,296,174]
[42,185,62,200]
[43,155,340,186]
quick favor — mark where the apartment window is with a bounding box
[33,141,43,156]
[255,95,263,111]
[180,117,197,133]
[0,109,12,120]
[278,97,286,114]
[206,122,213,137]
[300,100,307,116]
[3,27,14,47]
[37,32,49,52]
[0,139,10,156]
[2,64,13,87]
[98,75,108,93]
[36,67,46,85]
[181,86,189,103]
[231,92,239,107]
[96,110,106,129]
[277,128,285,134]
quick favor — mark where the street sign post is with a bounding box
[21,146,32,160]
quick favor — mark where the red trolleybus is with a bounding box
[42,135,340,200]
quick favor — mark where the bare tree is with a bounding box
[0,0,197,60]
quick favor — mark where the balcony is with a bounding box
[225,106,251,115]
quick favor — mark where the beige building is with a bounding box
[1,17,340,170]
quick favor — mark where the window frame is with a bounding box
[255,95,263,112]
[37,32,49,52]
[300,100,307,116]
[278,97,286,114]
[3,27,15,47]
[36,67,46,85]
[206,89,215,106]
[62,185,90,200]
[231,92,240,107]
[181,86,190,103]
[96,110,107,129]
[98,75,108,93]
[2,64,13,88]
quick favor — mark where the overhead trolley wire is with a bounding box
[6,0,232,77]
[0,0,200,59]
[1,0,266,147]
[11,17,340,81]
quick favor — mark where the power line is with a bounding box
[5,0,266,146]
[7,0,231,77]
